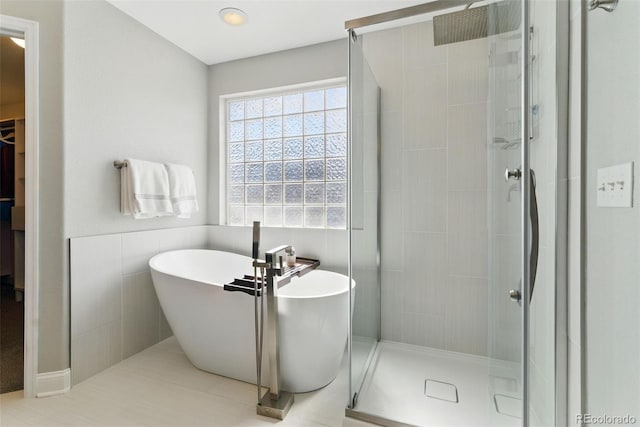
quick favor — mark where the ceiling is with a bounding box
[106,1,427,65]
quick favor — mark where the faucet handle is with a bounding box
[252,221,260,259]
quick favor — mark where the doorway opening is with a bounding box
[0,33,26,395]
[0,15,39,398]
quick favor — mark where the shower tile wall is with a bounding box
[363,22,490,356]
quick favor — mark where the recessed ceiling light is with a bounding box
[219,7,247,26]
[10,37,25,49]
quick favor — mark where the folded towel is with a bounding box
[121,159,173,219]
[164,163,198,219]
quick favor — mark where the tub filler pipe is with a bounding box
[223,222,321,420]
[255,241,295,420]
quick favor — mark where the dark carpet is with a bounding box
[1,279,24,393]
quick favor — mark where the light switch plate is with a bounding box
[597,162,634,207]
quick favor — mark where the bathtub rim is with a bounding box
[149,249,355,300]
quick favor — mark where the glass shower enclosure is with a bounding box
[346,1,568,426]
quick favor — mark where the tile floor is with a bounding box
[0,338,525,427]
[0,337,369,427]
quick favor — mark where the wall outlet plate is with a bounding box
[597,162,634,208]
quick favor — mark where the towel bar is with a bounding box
[113,160,126,169]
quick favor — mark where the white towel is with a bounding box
[164,163,198,219]
[121,159,173,219]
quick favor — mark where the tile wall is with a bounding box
[70,226,208,385]
[362,22,490,356]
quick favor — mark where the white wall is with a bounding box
[1,0,210,374]
[361,22,490,355]
[0,0,67,373]
[63,0,208,238]
[585,0,640,420]
[62,0,211,383]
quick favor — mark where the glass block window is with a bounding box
[225,83,347,228]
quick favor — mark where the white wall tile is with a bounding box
[447,39,489,105]
[71,226,211,385]
[381,191,403,271]
[362,27,404,114]
[71,321,121,385]
[403,65,447,150]
[402,21,447,69]
[445,276,488,355]
[380,112,403,193]
[490,235,521,362]
[122,272,160,359]
[157,225,208,252]
[401,312,446,348]
[290,228,327,262]
[447,103,488,191]
[381,270,403,342]
[448,191,488,236]
[322,229,348,274]
[122,230,160,275]
[352,268,379,339]
[364,26,489,355]
[403,232,447,316]
[402,149,447,233]
[70,234,122,337]
[447,232,488,278]
[208,225,250,255]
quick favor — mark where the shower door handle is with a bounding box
[529,169,539,303]
[507,169,539,304]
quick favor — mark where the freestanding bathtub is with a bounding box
[149,249,354,393]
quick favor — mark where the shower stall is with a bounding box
[346,1,568,426]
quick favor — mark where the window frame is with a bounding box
[219,77,348,228]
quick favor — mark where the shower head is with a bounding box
[432,1,521,46]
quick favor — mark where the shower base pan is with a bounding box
[348,341,521,427]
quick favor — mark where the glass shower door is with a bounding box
[487,0,527,423]
[488,0,565,425]
[347,29,381,407]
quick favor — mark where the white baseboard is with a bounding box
[36,368,71,397]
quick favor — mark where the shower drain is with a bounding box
[424,379,459,403]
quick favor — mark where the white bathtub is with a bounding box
[149,249,354,393]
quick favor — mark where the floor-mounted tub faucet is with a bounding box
[251,224,295,420]
[247,222,319,420]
